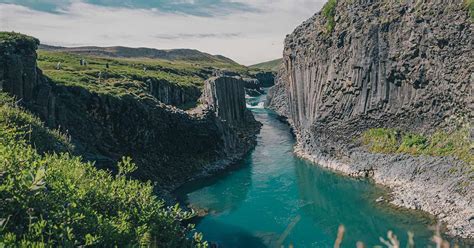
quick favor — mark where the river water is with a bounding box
[176,93,436,247]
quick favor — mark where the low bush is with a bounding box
[322,0,337,33]
[0,94,207,247]
[361,128,399,153]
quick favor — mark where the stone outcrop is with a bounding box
[212,69,275,97]
[241,78,264,96]
[202,77,246,124]
[199,76,261,157]
[0,35,42,103]
[147,78,201,107]
[266,65,289,117]
[252,71,275,87]
[0,34,260,189]
[267,0,473,238]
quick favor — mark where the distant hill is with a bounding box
[39,44,239,65]
[250,58,282,72]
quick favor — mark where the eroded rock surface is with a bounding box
[267,0,473,238]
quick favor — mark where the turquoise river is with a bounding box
[177,92,439,247]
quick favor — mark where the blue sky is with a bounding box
[0,0,325,64]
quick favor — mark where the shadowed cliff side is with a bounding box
[266,0,473,239]
[0,32,260,189]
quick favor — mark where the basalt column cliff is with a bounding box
[0,35,260,189]
[267,0,473,238]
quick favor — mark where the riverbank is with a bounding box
[175,95,452,247]
[292,133,474,239]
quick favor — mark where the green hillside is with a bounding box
[37,49,248,97]
[249,58,282,72]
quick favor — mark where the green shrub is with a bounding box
[322,0,337,33]
[426,129,472,165]
[397,133,428,154]
[361,128,399,153]
[0,93,73,154]
[0,95,207,247]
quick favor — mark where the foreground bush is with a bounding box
[0,94,206,247]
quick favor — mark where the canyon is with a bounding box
[1,0,473,245]
[267,0,473,239]
[0,34,262,189]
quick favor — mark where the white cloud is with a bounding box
[0,1,325,65]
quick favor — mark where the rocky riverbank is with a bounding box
[292,138,473,239]
[266,0,473,239]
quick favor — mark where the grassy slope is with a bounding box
[37,50,248,97]
[249,58,282,72]
[0,92,205,247]
[361,128,473,167]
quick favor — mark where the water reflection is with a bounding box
[293,159,434,247]
[178,157,253,214]
[197,218,267,248]
[177,94,440,248]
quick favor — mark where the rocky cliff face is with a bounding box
[266,65,289,117]
[200,76,260,156]
[0,35,42,103]
[272,0,472,134]
[147,78,201,107]
[0,34,260,189]
[267,0,473,238]
[202,77,246,124]
[253,71,275,87]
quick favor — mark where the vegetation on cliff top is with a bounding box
[36,49,253,99]
[361,128,473,166]
[321,0,337,33]
[0,93,206,247]
[0,32,39,53]
[38,51,204,89]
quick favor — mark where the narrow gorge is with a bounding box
[267,0,473,239]
[0,35,260,189]
[0,0,473,246]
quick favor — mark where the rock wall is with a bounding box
[200,76,261,156]
[0,35,41,102]
[202,77,246,124]
[282,0,471,135]
[0,35,260,189]
[253,71,275,87]
[266,65,289,117]
[268,0,473,238]
[147,78,201,107]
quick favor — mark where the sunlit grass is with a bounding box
[362,128,473,166]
